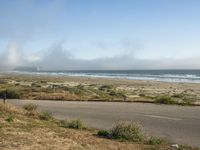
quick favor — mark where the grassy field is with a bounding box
[0,74,200,105]
[0,102,198,150]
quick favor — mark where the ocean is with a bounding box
[12,69,200,83]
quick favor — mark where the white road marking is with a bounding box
[143,114,182,121]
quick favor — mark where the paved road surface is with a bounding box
[6,99,200,147]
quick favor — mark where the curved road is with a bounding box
[7,99,200,147]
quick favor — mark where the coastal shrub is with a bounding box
[58,120,68,128]
[74,89,84,95]
[110,121,144,142]
[64,87,73,93]
[67,119,84,129]
[23,103,38,117]
[99,85,113,91]
[25,110,39,118]
[91,88,112,100]
[155,95,177,104]
[0,88,21,99]
[139,93,146,97]
[64,86,85,96]
[97,130,110,137]
[6,88,21,99]
[58,119,84,129]
[31,82,41,88]
[40,80,47,84]
[0,79,6,84]
[77,84,84,90]
[15,83,20,86]
[23,103,37,112]
[0,111,3,117]
[147,137,163,145]
[31,87,41,92]
[5,115,14,122]
[109,91,125,97]
[182,98,195,105]
[39,111,53,121]
[172,93,184,98]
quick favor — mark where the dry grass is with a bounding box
[35,92,80,100]
[0,123,171,150]
[0,103,24,115]
[0,103,147,150]
[0,103,198,150]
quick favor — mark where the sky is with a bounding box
[0,0,200,70]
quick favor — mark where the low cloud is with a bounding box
[0,42,22,70]
[1,42,200,71]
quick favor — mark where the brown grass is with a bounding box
[0,103,24,114]
[0,103,198,150]
[34,92,79,100]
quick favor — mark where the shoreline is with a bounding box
[2,71,200,84]
[3,71,200,84]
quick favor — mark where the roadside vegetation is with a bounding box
[23,103,38,111]
[155,95,178,104]
[98,121,144,142]
[39,111,54,121]
[155,95,196,105]
[0,77,127,101]
[97,121,165,145]
[0,102,198,150]
[0,75,199,105]
[59,119,85,129]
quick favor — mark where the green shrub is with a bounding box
[23,104,38,118]
[97,130,110,137]
[147,137,163,145]
[0,111,3,117]
[23,103,37,112]
[182,98,195,105]
[77,84,84,90]
[110,121,144,142]
[172,93,184,98]
[64,87,85,95]
[39,111,53,121]
[109,91,126,98]
[40,80,47,84]
[155,95,177,104]
[139,93,146,97]
[0,88,21,99]
[74,89,84,95]
[58,120,68,127]
[31,87,40,92]
[99,85,113,91]
[0,79,6,84]
[58,119,84,129]
[67,119,84,129]
[5,115,14,122]
[25,111,38,118]
[31,82,41,88]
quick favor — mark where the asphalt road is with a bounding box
[6,99,200,147]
